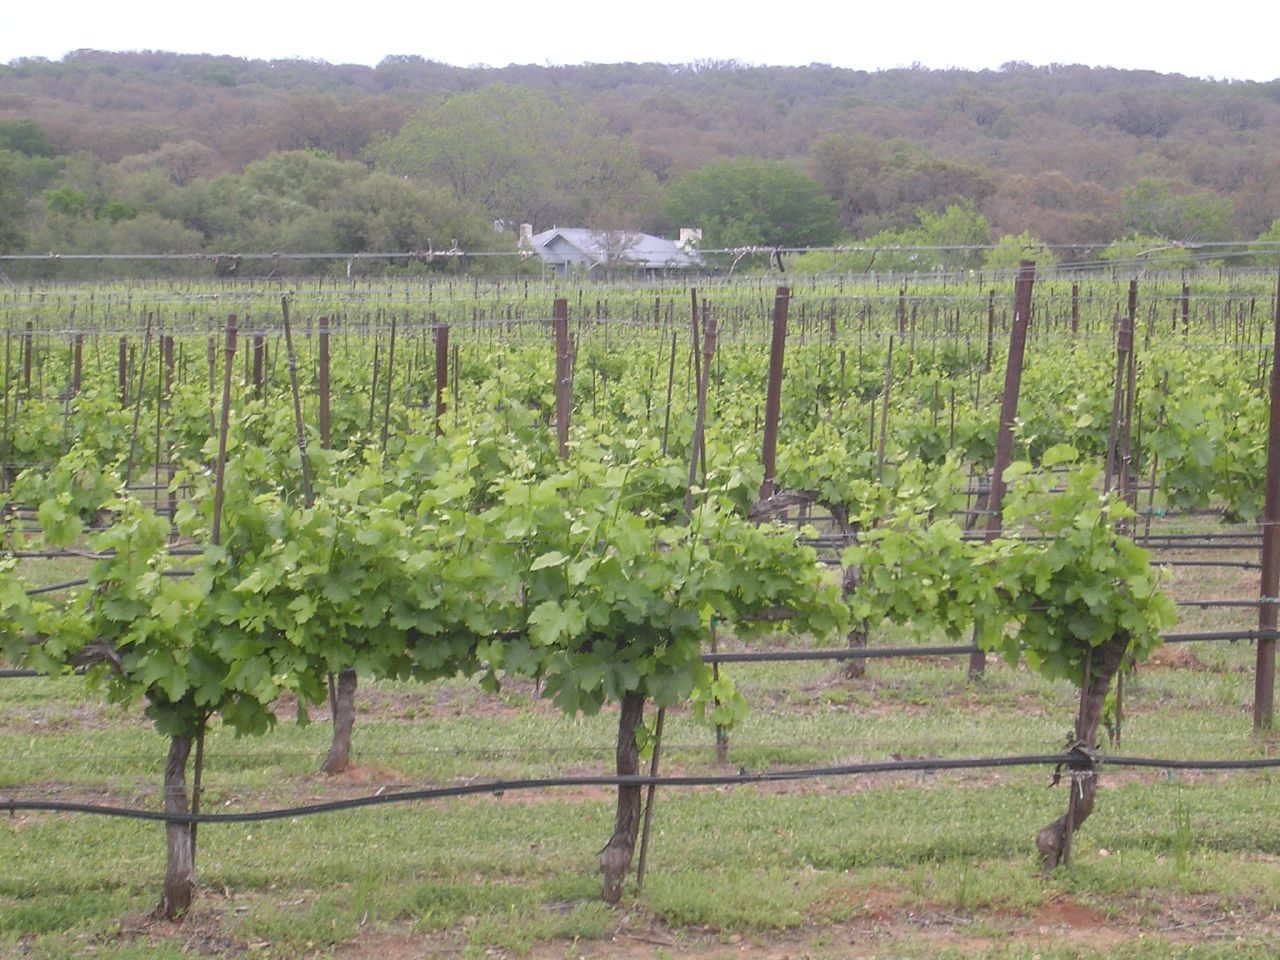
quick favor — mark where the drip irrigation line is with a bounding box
[24,569,194,596]
[701,629,1280,664]
[4,629,1273,679]
[1159,559,1260,569]
[8,547,202,560]
[6,750,1280,825]
[1176,598,1270,608]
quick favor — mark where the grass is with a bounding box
[2,523,1278,957]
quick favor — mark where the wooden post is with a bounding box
[211,316,237,547]
[318,316,331,448]
[554,298,571,459]
[1255,265,1280,731]
[434,320,448,437]
[758,287,790,500]
[970,261,1036,680]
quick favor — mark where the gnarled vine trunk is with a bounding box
[601,691,644,903]
[322,668,358,774]
[157,734,194,920]
[1036,633,1129,868]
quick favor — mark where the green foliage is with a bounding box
[1100,234,1198,273]
[663,158,842,249]
[0,118,57,158]
[0,150,31,252]
[809,134,996,236]
[1122,179,1233,243]
[993,460,1177,682]
[479,438,847,721]
[843,458,1176,687]
[12,446,120,548]
[369,85,660,231]
[984,231,1057,271]
[1248,218,1280,265]
[811,200,992,274]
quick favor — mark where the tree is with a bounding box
[368,86,660,231]
[174,151,503,267]
[0,150,29,252]
[663,158,842,250]
[1247,218,1280,265]
[984,231,1057,272]
[0,118,57,158]
[1121,179,1232,243]
[809,135,996,236]
[812,200,992,275]
[1099,234,1198,274]
[915,201,991,270]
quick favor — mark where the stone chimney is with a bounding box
[678,227,702,249]
[518,223,535,249]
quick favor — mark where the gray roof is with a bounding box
[531,228,699,270]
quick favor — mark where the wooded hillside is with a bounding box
[2,51,1279,267]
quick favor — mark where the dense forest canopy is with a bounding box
[2,50,1280,272]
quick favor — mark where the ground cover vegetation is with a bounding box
[3,55,1280,272]
[1,270,1278,956]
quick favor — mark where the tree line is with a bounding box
[3,52,1280,272]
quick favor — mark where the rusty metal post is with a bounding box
[876,337,894,483]
[660,330,678,456]
[1255,266,1280,731]
[685,315,717,521]
[434,320,448,437]
[318,316,331,448]
[1181,282,1190,340]
[72,334,83,397]
[276,298,312,505]
[206,333,217,437]
[162,335,175,397]
[554,298,571,459]
[22,320,32,397]
[759,287,790,500]
[118,336,128,406]
[252,333,265,399]
[1105,282,1137,495]
[970,260,1036,680]
[985,290,995,371]
[211,316,238,547]
[379,312,398,454]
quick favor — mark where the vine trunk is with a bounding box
[157,734,194,920]
[1036,633,1129,868]
[322,669,358,774]
[601,691,644,902]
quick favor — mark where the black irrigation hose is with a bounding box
[1160,559,1260,569]
[4,630,1274,678]
[703,630,1280,664]
[24,569,195,596]
[5,752,1278,825]
[1176,598,1269,608]
[706,644,977,663]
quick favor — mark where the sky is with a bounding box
[3,0,1276,83]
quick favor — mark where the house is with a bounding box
[522,225,701,277]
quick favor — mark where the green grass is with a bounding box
[3,526,1278,957]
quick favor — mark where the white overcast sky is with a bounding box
[3,1,1275,82]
